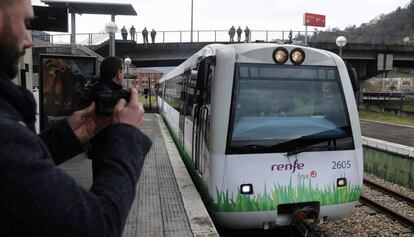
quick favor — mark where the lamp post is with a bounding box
[105,22,118,56]
[336,36,347,58]
[124,56,131,90]
[148,74,152,111]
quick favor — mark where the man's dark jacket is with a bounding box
[0,73,152,236]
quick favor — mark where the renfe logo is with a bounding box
[271,160,305,174]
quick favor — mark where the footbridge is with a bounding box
[33,30,414,80]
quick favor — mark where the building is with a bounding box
[127,68,163,92]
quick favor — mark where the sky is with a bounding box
[32,0,411,34]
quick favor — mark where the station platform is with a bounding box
[58,114,218,237]
[360,120,414,147]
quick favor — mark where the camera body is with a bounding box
[95,91,130,115]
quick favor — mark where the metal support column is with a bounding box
[71,13,76,54]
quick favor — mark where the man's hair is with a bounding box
[99,57,123,82]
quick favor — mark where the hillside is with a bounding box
[305,1,414,44]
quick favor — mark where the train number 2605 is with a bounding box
[331,160,351,169]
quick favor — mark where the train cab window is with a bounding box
[227,63,354,154]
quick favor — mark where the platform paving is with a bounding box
[58,114,218,237]
[360,120,414,147]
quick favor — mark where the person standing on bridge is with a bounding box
[229,26,235,42]
[130,25,136,41]
[121,26,128,40]
[142,27,149,44]
[237,26,242,42]
[288,30,293,44]
[0,1,152,236]
[244,26,250,43]
[150,29,157,43]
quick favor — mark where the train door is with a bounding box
[193,57,215,174]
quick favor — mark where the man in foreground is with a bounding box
[0,0,152,236]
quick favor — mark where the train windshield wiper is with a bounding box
[282,132,350,156]
[285,144,348,157]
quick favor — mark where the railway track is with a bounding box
[360,178,414,229]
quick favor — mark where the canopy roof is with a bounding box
[41,0,137,16]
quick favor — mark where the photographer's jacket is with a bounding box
[0,73,152,237]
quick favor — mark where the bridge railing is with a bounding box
[32,32,109,47]
[32,30,315,47]
[133,30,304,43]
[363,92,414,117]
[32,30,414,47]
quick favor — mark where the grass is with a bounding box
[215,180,362,212]
[358,109,414,126]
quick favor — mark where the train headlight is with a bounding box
[240,184,253,195]
[290,48,305,65]
[337,178,347,189]
[273,47,289,64]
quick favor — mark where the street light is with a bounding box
[336,36,347,58]
[105,21,118,56]
[124,56,131,89]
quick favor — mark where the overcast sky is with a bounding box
[32,0,411,34]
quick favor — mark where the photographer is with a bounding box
[77,56,132,180]
[0,1,151,236]
[76,56,127,110]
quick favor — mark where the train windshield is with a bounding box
[227,63,354,154]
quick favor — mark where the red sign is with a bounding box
[304,13,326,27]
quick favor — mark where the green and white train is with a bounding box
[157,43,363,229]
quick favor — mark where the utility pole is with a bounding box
[148,74,152,111]
[190,0,193,43]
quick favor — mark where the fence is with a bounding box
[362,92,414,117]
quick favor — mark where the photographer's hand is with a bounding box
[113,88,145,129]
[67,102,112,143]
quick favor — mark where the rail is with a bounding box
[363,178,414,207]
[359,195,414,229]
[78,30,108,47]
[360,178,414,229]
[32,30,414,47]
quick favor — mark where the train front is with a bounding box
[209,44,363,229]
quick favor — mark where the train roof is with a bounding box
[159,43,340,83]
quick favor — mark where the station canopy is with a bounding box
[41,0,137,16]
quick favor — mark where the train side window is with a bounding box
[205,66,213,104]
[164,76,183,111]
[203,65,214,148]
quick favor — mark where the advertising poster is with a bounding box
[40,55,96,130]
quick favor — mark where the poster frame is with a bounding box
[39,54,97,131]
